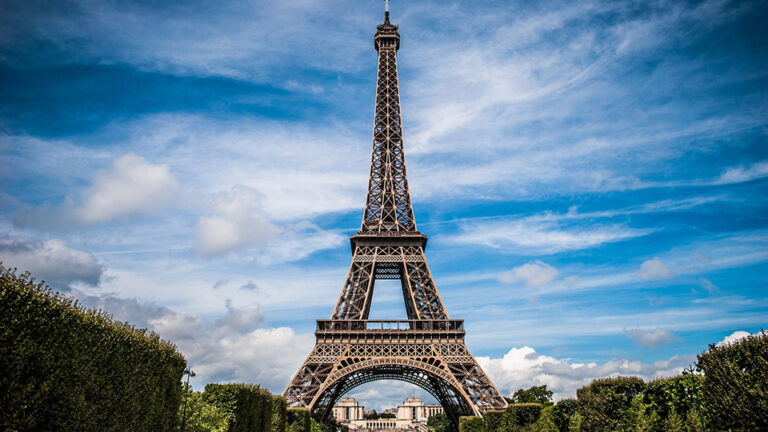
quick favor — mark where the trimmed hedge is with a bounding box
[576,376,645,432]
[203,383,275,432]
[271,395,287,432]
[505,403,543,429]
[482,410,505,432]
[0,265,186,432]
[459,416,484,432]
[697,330,768,431]
[287,407,312,432]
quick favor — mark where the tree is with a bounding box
[533,406,559,432]
[512,385,554,406]
[576,376,645,432]
[428,413,450,432]
[177,385,231,432]
[552,399,578,432]
[697,330,768,431]
[364,410,380,420]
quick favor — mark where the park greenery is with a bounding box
[1,264,766,431]
[451,330,767,432]
[0,265,186,432]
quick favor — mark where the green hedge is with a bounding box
[271,395,287,432]
[459,416,484,432]
[575,376,645,432]
[0,265,186,432]
[482,410,505,432]
[203,383,276,432]
[552,399,578,432]
[287,407,311,432]
[505,403,542,429]
[641,374,703,432]
[697,330,768,431]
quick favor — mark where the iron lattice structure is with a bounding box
[283,10,508,426]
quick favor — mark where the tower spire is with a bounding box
[366,5,409,233]
[385,0,390,24]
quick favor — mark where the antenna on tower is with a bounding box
[384,0,390,24]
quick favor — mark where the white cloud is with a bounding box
[196,186,279,256]
[716,330,752,347]
[76,154,178,224]
[639,257,673,280]
[74,290,314,393]
[195,185,344,262]
[478,346,690,401]
[0,237,102,286]
[498,261,558,287]
[625,328,680,348]
[450,219,653,255]
[714,161,768,184]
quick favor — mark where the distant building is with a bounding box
[333,397,365,422]
[332,397,443,431]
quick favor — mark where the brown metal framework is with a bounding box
[283,10,507,426]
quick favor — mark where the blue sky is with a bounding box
[1,0,766,410]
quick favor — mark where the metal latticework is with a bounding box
[362,12,414,234]
[283,10,508,427]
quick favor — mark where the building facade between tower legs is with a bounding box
[332,397,443,431]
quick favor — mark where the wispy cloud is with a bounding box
[625,328,681,348]
[449,218,654,255]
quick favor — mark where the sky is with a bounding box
[1,0,767,411]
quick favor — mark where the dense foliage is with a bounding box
[697,330,768,431]
[505,403,543,430]
[287,407,312,432]
[202,383,282,432]
[576,376,645,432]
[552,399,578,432]
[0,265,186,432]
[459,416,484,432]
[177,385,231,432]
[271,395,287,432]
[428,412,451,432]
[483,410,505,432]
[511,385,554,406]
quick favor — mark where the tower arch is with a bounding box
[313,361,476,426]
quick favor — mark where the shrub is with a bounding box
[288,407,312,432]
[643,374,703,432]
[428,412,450,432]
[203,383,273,432]
[576,376,645,432]
[533,406,558,432]
[177,386,231,432]
[482,410,505,432]
[459,416,484,432]
[0,265,186,432]
[505,403,543,430]
[552,399,578,432]
[697,330,768,431]
[271,395,287,432]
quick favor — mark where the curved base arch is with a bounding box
[313,362,475,427]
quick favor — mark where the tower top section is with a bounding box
[375,3,400,51]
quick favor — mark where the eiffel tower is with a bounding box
[283,5,508,425]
